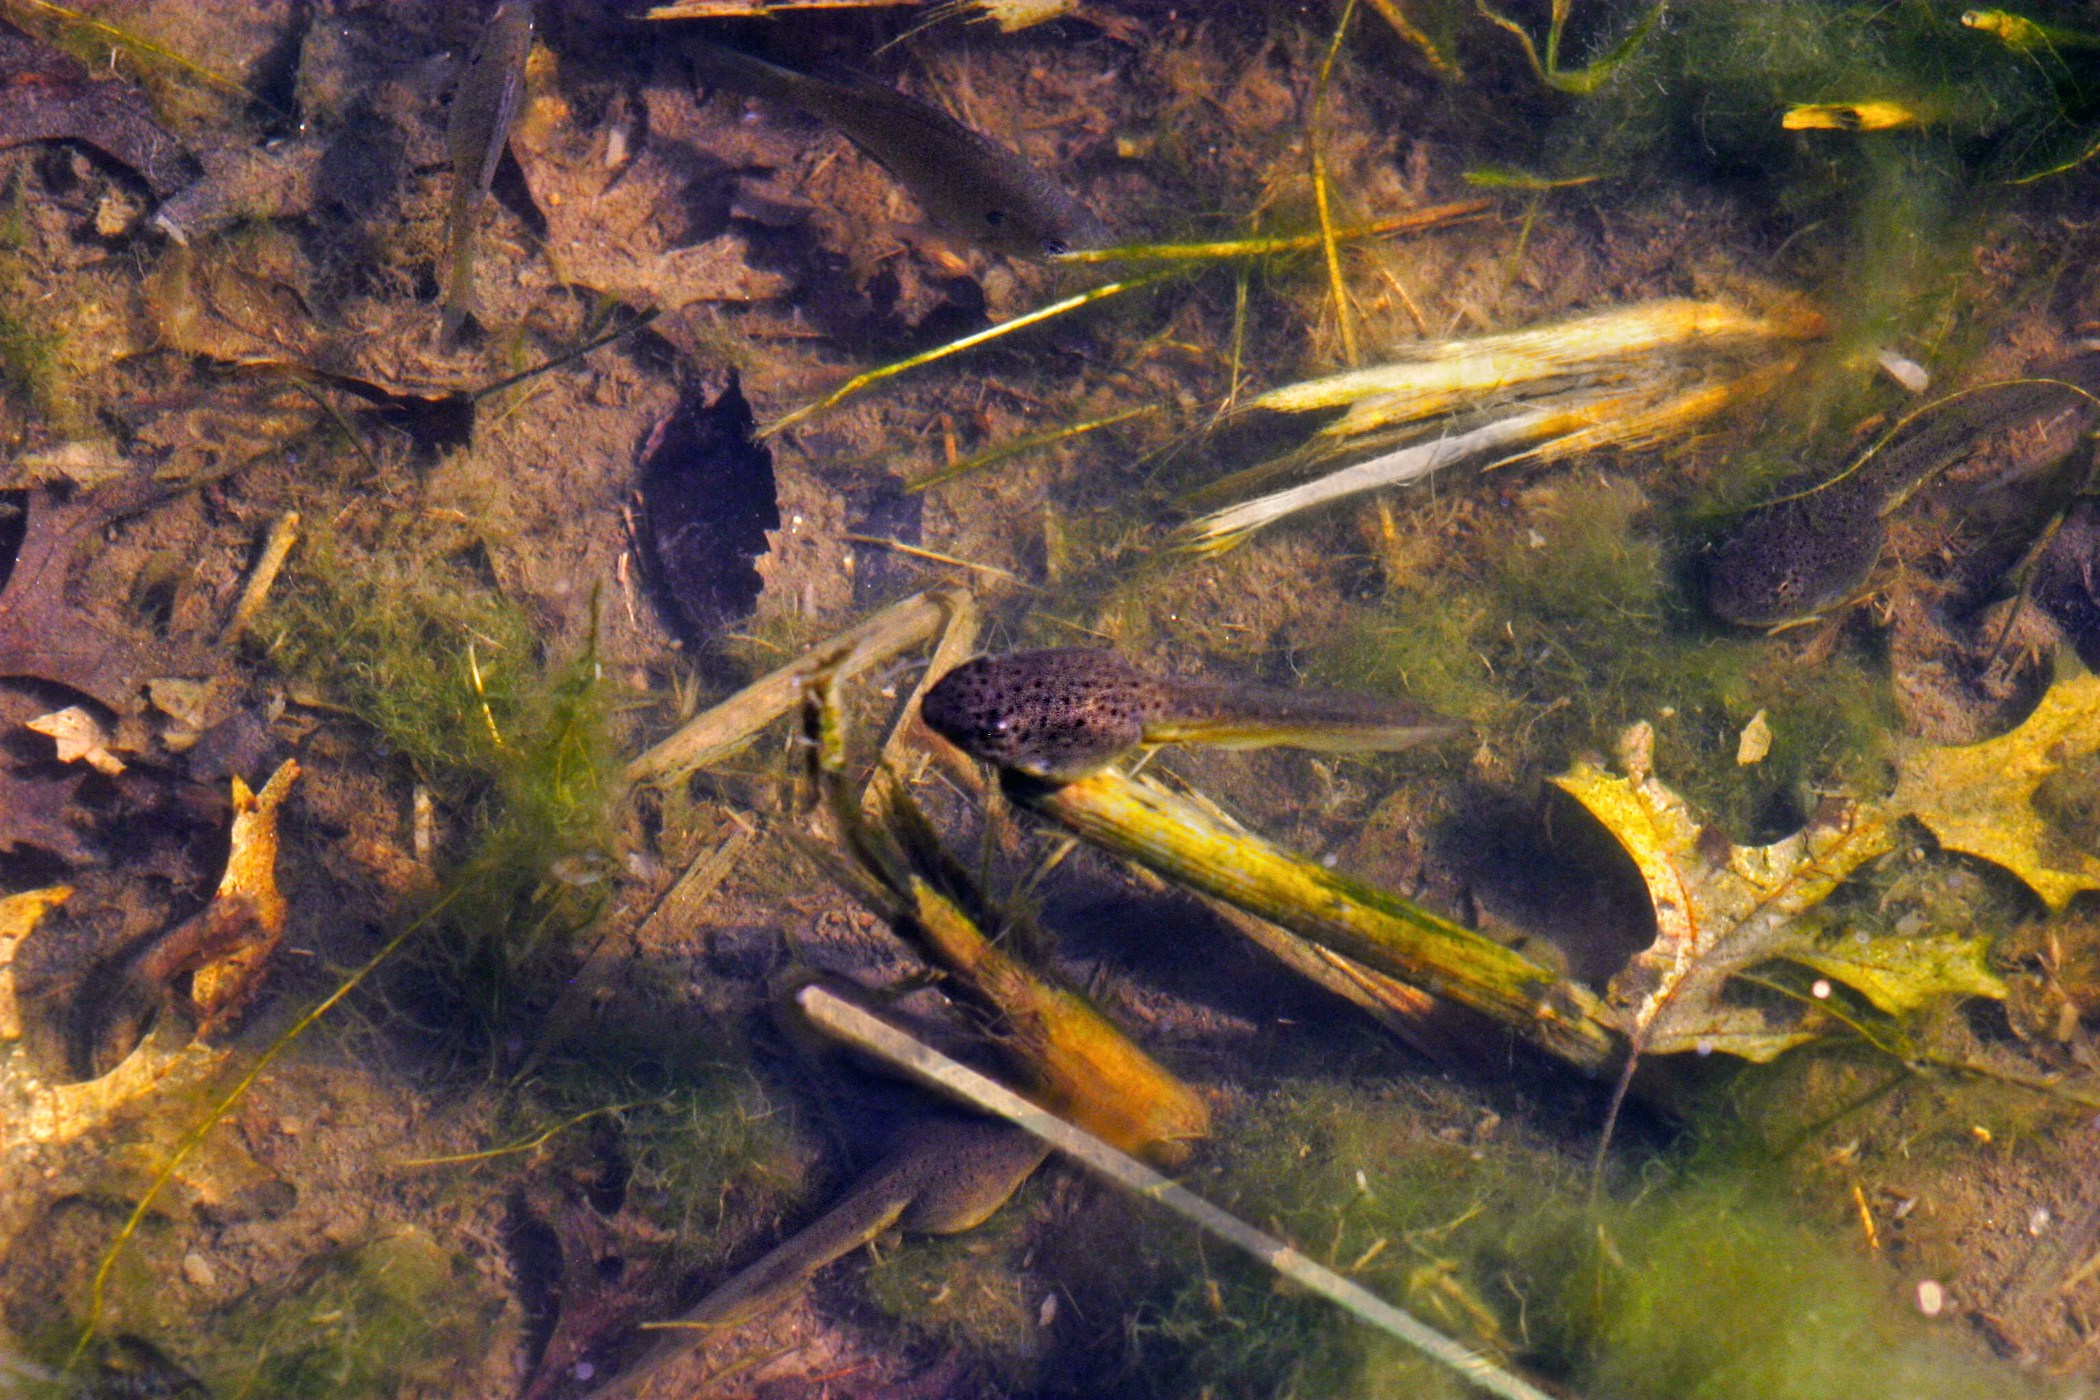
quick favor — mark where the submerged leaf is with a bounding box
[1552,722,1904,1061]
[187,758,299,1031]
[635,370,779,652]
[1888,669,2100,910]
[2033,500,2100,667]
[85,759,300,1071]
[0,481,201,712]
[0,17,192,196]
[0,883,70,1040]
[1786,923,2006,1017]
[0,762,91,860]
[150,136,328,245]
[27,704,124,774]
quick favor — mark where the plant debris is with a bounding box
[5,0,2100,1391]
[1185,298,1822,552]
[0,482,206,712]
[0,884,68,1041]
[183,758,298,1033]
[0,17,192,196]
[1553,720,1993,1062]
[1552,669,2100,1062]
[1889,668,2100,911]
[26,704,123,774]
[84,758,298,1071]
[634,370,780,655]
[0,761,91,860]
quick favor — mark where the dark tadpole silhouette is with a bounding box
[635,370,780,660]
[2036,498,2100,667]
[1707,364,2100,628]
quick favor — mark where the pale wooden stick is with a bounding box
[795,984,1564,1400]
[221,510,300,644]
[623,588,970,790]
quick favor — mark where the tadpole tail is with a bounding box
[438,191,479,347]
[585,1156,922,1399]
[688,39,815,109]
[1143,681,1467,754]
[440,0,535,345]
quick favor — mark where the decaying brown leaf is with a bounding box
[510,85,789,313]
[0,439,132,491]
[0,884,69,1040]
[123,381,322,485]
[0,17,193,196]
[0,763,91,861]
[185,758,299,1033]
[2,1018,223,1152]
[1553,721,2003,1061]
[515,1179,682,1400]
[83,758,299,1073]
[1889,669,2100,911]
[144,238,323,367]
[151,136,327,246]
[0,482,204,711]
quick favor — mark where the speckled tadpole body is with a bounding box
[441,0,535,344]
[922,648,1464,782]
[1707,366,2100,627]
[689,42,1111,260]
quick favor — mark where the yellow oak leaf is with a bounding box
[1888,670,2100,911]
[1553,722,1955,1062]
[0,885,71,1042]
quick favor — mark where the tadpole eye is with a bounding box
[989,717,1011,735]
[984,208,1008,227]
[1042,237,1069,256]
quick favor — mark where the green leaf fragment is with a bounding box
[1785,926,2009,1018]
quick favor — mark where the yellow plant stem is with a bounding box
[1361,0,1459,77]
[764,272,1176,436]
[804,655,1208,1163]
[903,876,1211,1161]
[1475,0,1660,96]
[1014,770,1619,1073]
[1052,200,1491,265]
[842,533,1028,585]
[1311,0,1362,368]
[394,1100,655,1168]
[221,511,300,644]
[1,0,262,106]
[907,404,1157,490]
[1772,376,2100,512]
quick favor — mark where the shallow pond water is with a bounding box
[2,1,2100,1397]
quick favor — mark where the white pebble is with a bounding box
[1875,348,1931,394]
